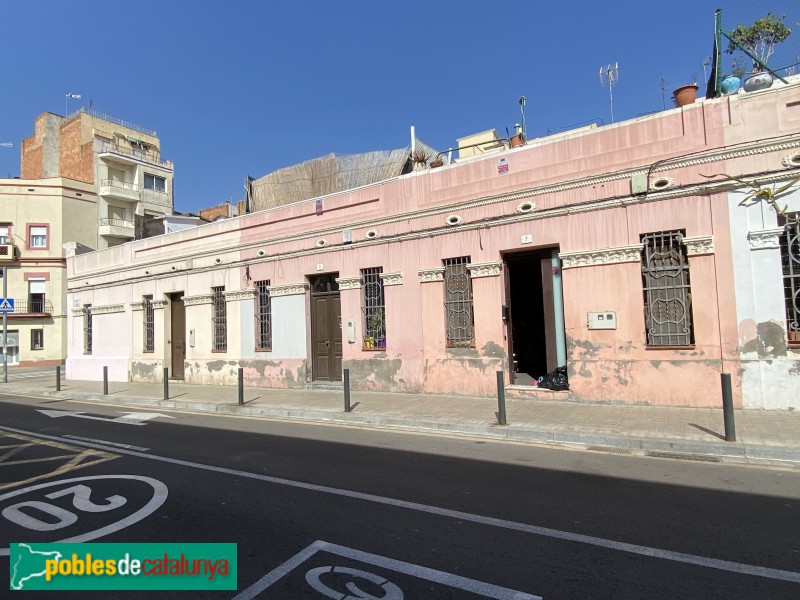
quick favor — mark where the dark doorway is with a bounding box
[310,274,342,381]
[169,292,186,379]
[503,250,563,385]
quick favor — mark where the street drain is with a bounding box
[646,450,721,462]
[586,446,632,454]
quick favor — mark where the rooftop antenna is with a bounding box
[659,77,668,110]
[701,57,712,89]
[599,63,619,123]
[519,96,527,139]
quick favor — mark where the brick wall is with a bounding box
[58,118,94,184]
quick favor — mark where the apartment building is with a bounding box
[20,108,175,249]
[0,178,96,366]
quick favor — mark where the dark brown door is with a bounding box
[310,290,342,381]
[503,261,515,384]
[170,293,186,379]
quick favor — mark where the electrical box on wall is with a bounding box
[588,312,617,330]
[189,329,196,347]
[346,319,356,343]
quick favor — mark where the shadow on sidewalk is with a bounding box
[689,423,725,441]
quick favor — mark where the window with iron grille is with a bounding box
[444,256,474,347]
[780,214,800,346]
[212,286,227,351]
[143,295,155,352]
[641,231,694,346]
[255,280,272,351]
[83,305,92,354]
[31,329,44,351]
[361,267,386,349]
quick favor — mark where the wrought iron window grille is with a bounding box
[444,256,475,348]
[143,295,155,352]
[255,280,272,351]
[780,215,800,345]
[212,286,227,351]
[361,268,386,349]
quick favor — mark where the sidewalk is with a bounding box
[3,373,799,467]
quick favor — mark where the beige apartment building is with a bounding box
[0,109,175,366]
[0,178,96,366]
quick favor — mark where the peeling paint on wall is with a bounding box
[740,321,787,358]
[342,358,407,391]
[130,361,161,382]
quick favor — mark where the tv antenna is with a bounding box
[599,62,619,123]
[659,77,667,110]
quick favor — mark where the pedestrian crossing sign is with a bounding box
[0,298,15,313]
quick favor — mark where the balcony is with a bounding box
[98,140,173,170]
[0,243,16,261]
[5,299,54,318]
[98,218,135,239]
[99,179,140,203]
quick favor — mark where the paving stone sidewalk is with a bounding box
[2,373,799,466]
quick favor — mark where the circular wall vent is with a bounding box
[257,249,266,257]
[516,201,536,213]
[782,152,800,168]
[214,258,222,264]
[650,176,674,191]
[316,239,328,248]
[365,229,379,239]
[446,214,462,226]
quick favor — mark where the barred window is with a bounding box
[143,295,155,352]
[212,286,227,351]
[31,329,44,351]
[641,231,694,346]
[83,305,92,355]
[255,280,272,351]
[780,215,800,345]
[444,256,474,347]
[361,267,386,349]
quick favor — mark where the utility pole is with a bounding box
[3,266,7,383]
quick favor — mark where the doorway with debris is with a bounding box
[503,248,567,386]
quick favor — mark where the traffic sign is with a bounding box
[0,298,14,313]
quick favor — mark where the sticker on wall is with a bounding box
[315,199,323,215]
[497,157,509,175]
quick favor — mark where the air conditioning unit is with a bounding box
[0,244,16,261]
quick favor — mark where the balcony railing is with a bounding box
[100,218,135,229]
[6,299,53,316]
[98,140,173,169]
[100,179,140,192]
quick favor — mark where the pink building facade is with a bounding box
[66,81,800,409]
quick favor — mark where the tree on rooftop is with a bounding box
[726,13,792,73]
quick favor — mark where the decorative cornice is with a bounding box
[183,293,214,306]
[418,267,445,282]
[130,302,144,311]
[90,303,125,315]
[71,307,87,316]
[335,276,362,290]
[683,235,714,256]
[560,244,643,269]
[748,227,784,250]
[380,272,403,286]
[467,261,502,278]
[268,283,309,297]
[152,299,168,310]
[223,289,257,301]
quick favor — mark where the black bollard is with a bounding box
[496,370,507,425]
[163,367,169,400]
[56,365,61,392]
[721,373,736,442]
[103,366,108,395]
[238,367,244,406]
[343,368,351,412]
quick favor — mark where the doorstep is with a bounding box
[505,385,571,401]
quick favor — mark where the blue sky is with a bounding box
[1,1,797,214]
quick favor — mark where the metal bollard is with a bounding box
[343,368,351,412]
[238,367,244,406]
[721,373,736,442]
[163,367,169,400]
[56,365,61,392]
[103,366,108,395]
[496,370,507,425]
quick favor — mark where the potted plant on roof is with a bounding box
[410,148,432,171]
[673,75,699,107]
[725,12,792,92]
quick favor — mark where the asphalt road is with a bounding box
[1,392,799,599]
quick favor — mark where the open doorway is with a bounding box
[503,249,566,385]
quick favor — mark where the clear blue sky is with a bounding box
[1,1,796,214]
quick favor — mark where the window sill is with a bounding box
[645,345,695,350]
[255,347,273,352]
[211,349,228,353]
[361,347,387,352]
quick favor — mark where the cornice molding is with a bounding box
[335,276,362,290]
[467,261,502,278]
[223,289,257,301]
[418,267,445,282]
[380,272,403,286]
[183,294,214,306]
[683,235,714,256]
[748,227,784,250]
[560,244,643,269]
[89,303,125,315]
[152,299,168,310]
[268,283,309,297]
[71,307,87,316]
[130,302,144,311]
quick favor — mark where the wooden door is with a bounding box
[311,293,342,381]
[170,293,185,379]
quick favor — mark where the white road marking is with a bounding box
[1,424,798,584]
[235,540,541,599]
[37,410,173,426]
[63,435,149,451]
